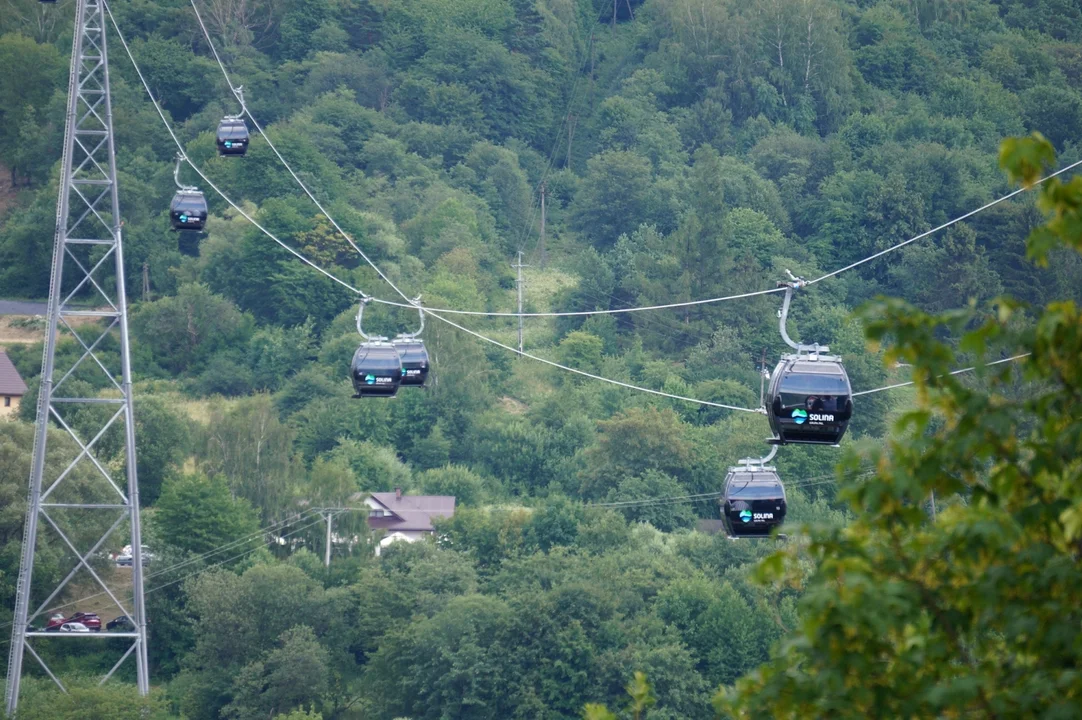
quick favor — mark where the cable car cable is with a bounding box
[803,161,1082,287]
[185,0,1082,324]
[851,353,1031,396]
[109,1,769,413]
[419,306,766,412]
[106,5,1040,411]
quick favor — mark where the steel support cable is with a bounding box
[851,353,1031,396]
[104,2,368,300]
[805,161,1082,287]
[590,471,875,510]
[106,3,765,415]
[114,5,1034,409]
[187,0,413,305]
[419,308,765,412]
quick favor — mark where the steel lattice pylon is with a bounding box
[5,0,149,710]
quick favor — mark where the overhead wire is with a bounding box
[590,471,876,510]
[804,163,1082,287]
[851,353,1031,396]
[173,0,1082,325]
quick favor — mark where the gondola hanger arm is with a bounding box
[355,297,386,342]
[776,273,828,354]
[173,153,197,192]
[395,295,425,340]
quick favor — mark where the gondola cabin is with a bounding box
[768,354,852,445]
[393,339,429,387]
[216,117,249,156]
[721,469,787,538]
[351,342,403,398]
[169,190,208,231]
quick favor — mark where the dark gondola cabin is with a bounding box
[768,355,852,445]
[722,469,787,538]
[351,342,403,398]
[393,339,429,387]
[216,118,249,156]
[169,190,208,231]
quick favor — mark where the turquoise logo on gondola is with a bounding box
[364,374,376,385]
[739,509,752,523]
[179,214,188,222]
[792,408,807,424]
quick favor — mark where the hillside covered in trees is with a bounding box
[1,0,1081,716]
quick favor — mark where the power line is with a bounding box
[0,510,324,636]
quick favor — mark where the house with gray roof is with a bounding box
[0,351,27,419]
[364,488,455,555]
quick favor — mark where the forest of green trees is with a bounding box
[1,0,1081,716]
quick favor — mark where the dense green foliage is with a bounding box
[718,135,1082,718]
[2,0,1082,717]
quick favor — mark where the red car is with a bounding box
[43,613,66,631]
[65,612,101,632]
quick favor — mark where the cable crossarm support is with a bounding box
[227,84,246,119]
[852,353,1031,396]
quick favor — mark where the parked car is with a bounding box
[67,612,101,631]
[44,613,67,631]
[58,622,90,633]
[116,544,153,567]
[107,615,134,632]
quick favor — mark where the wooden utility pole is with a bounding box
[539,182,547,269]
[511,252,530,354]
[566,114,576,169]
[324,511,333,567]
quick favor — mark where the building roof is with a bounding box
[0,351,27,396]
[367,492,455,532]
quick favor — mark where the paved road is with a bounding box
[0,300,48,316]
